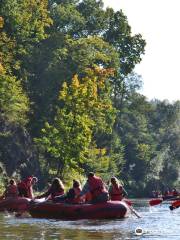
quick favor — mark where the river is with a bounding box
[0,199,179,240]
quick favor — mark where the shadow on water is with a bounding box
[0,199,179,240]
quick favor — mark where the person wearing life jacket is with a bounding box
[64,180,81,203]
[2,179,18,199]
[36,178,64,200]
[163,188,170,197]
[80,172,109,203]
[172,188,179,196]
[54,179,84,203]
[109,177,128,201]
[18,176,38,199]
[67,180,85,203]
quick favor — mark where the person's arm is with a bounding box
[28,186,34,199]
[36,188,51,199]
[122,187,128,197]
[108,185,112,194]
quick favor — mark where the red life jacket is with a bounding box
[72,187,82,203]
[18,177,34,198]
[18,181,28,191]
[85,192,92,202]
[5,185,18,198]
[66,187,83,204]
[18,177,33,190]
[110,184,123,201]
[172,190,179,196]
[88,176,107,199]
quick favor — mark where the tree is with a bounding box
[147,100,180,191]
[0,13,42,177]
[27,34,119,135]
[0,0,52,44]
[35,67,116,180]
[0,74,29,125]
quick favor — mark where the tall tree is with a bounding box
[35,67,116,179]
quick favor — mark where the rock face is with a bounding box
[0,120,41,178]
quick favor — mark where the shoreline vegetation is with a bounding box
[0,0,179,197]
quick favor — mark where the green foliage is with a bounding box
[104,9,146,75]
[27,33,119,135]
[35,68,116,177]
[0,162,8,195]
[77,0,107,35]
[51,2,85,34]
[0,17,20,75]
[0,74,29,125]
[0,0,52,44]
[0,0,52,80]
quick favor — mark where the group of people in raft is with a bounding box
[1,172,128,204]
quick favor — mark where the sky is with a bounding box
[103,0,180,102]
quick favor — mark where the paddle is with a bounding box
[123,198,132,206]
[121,199,141,218]
[122,199,141,218]
[149,196,180,206]
[129,205,141,218]
[169,200,180,211]
[120,187,141,218]
[149,198,163,206]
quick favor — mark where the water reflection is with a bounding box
[0,199,179,240]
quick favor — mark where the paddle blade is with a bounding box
[149,198,163,206]
[169,200,180,211]
[172,200,180,208]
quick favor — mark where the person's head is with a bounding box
[24,176,38,187]
[73,179,81,188]
[88,172,95,178]
[111,177,118,185]
[52,178,64,190]
[9,179,16,185]
[32,177,38,185]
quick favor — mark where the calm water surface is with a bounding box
[0,199,179,240]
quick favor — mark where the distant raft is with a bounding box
[28,200,130,220]
[0,197,31,212]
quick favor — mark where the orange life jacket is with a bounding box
[88,176,107,199]
[172,190,179,196]
[110,184,123,201]
[85,192,92,202]
[18,177,34,198]
[71,187,82,203]
[5,185,18,198]
[18,176,33,190]
[18,181,28,191]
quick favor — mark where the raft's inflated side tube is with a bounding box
[0,197,31,212]
[29,200,130,220]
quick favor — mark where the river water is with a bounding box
[0,199,179,240]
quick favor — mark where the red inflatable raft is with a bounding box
[28,200,130,220]
[0,197,31,212]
